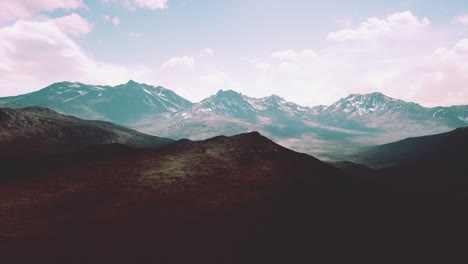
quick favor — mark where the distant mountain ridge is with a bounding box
[0,80,192,125]
[1,81,467,160]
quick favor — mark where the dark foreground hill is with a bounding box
[1,130,468,263]
[0,132,351,263]
[0,107,173,158]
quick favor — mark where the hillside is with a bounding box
[350,126,468,168]
[0,107,173,158]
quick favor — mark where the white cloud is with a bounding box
[0,14,152,96]
[132,0,168,10]
[129,32,141,38]
[271,50,298,60]
[0,0,87,22]
[453,14,468,25]
[255,62,273,71]
[327,11,430,41]
[52,13,92,37]
[299,50,318,59]
[160,56,195,70]
[200,48,214,56]
[434,38,468,58]
[103,15,120,26]
[102,0,168,10]
[335,18,352,27]
[112,16,120,26]
[271,49,318,61]
[199,69,232,86]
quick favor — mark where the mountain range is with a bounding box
[1,81,467,160]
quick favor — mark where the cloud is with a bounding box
[434,38,468,58]
[199,69,232,86]
[335,18,352,27]
[300,50,318,59]
[271,50,298,60]
[112,16,120,26]
[129,32,141,38]
[0,0,87,22]
[160,56,195,70]
[453,14,468,25]
[384,50,468,107]
[271,49,317,61]
[200,48,214,56]
[52,13,92,37]
[132,0,168,10]
[0,14,152,96]
[327,11,430,41]
[103,15,120,26]
[255,62,273,71]
[101,0,168,10]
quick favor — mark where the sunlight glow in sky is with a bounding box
[0,0,468,107]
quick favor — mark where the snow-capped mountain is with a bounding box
[309,92,468,131]
[190,90,258,122]
[1,81,467,160]
[321,92,422,116]
[0,80,193,125]
[182,90,310,123]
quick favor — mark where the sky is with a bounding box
[0,0,467,107]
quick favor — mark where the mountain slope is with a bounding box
[0,81,193,125]
[349,126,468,168]
[0,132,357,263]
[0,107,173,158]
[2,130,468,263]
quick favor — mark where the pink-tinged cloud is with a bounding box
[0,0,86,22]
[160,56,195,70]
[102,0,168,10]
[271,49,317,61]
[103,15,120,26]
[199,68,232,86]
[112,16,120,26]
[129,32,142,38]
[0,15,152,96]
[327,11,430,41]
[434,38,468,58]
[200,48,214,57]
[52,13,93,37]
[255,62,273,71]
[454,14,468,25]
[133,0,168,10]
[384,63,468,107]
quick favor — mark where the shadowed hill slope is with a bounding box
[350,126,468,168]
[0,107,173,158]
[1,131,468,263]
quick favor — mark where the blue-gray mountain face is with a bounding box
[0,80,193,125]
[1,81,467,160]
